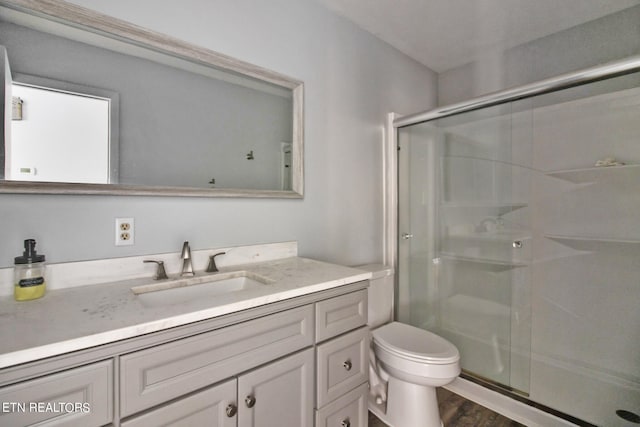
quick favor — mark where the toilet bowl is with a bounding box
[356,264,461,427]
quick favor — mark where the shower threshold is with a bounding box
[458,371,597,427]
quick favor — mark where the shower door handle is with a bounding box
[402,233,413,240]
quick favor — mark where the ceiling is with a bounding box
[314,0,640,73]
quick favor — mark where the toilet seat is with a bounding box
[372,322,459,365]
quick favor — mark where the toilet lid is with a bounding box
[373,322,460,364]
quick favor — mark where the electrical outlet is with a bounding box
[115,218,135,246]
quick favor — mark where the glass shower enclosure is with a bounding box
[397,69,640,426]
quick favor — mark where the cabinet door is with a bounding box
[0,360,113,427]
[238,348,314,427]
[121,378,236,427]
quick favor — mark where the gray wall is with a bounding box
[438,5,640,105]
[0,0,437,268]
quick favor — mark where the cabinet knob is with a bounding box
[343,360,352,371]
[512,240,523,248]
[341,418,351,427]
[245,395,256,408]
[225,403,237,417]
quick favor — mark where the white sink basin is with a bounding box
[132,271,274,308]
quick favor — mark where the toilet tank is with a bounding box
[355,264,394,328]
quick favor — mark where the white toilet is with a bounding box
[357,264,461,427]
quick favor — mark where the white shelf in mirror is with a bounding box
[545,234,640,250]
[545,164,640,184]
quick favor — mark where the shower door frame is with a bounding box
[385,54,640,269]
[383,54,640,426]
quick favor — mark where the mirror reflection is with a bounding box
[0,2,302,196]
[8,74,117,184]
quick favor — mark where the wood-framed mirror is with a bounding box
[0,0,304,198]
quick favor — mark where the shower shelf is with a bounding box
[545,234,640,250]
[446,231,531,242]
[439,253,527,271]
[440,202,528,215]
[545,164,640,183]
[440,201,529,216]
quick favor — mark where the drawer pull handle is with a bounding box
[245,395,256,408]
[343,360,352,371]
[341,418,351,427]
[226,404,237,417]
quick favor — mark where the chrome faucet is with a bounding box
[180,241,195,276]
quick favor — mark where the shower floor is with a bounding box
[368,388,525,427]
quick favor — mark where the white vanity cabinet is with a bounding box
[0,281,369,427]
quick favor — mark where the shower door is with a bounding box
[397,70,640,426]
[397,102,533,394]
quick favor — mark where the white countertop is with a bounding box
[0,256,371,369]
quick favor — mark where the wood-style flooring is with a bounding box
[368,388,525,427]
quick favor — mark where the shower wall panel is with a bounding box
[527,82,640,426]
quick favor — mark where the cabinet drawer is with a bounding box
[315,289,367,342]
[122,378,236,427]
[316,326,368,408]
[120,304,313,417]
[315,383,368,427]
[0,360,113,427]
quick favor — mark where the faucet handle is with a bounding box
[143,260,169,280]
[206,252,226,273]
